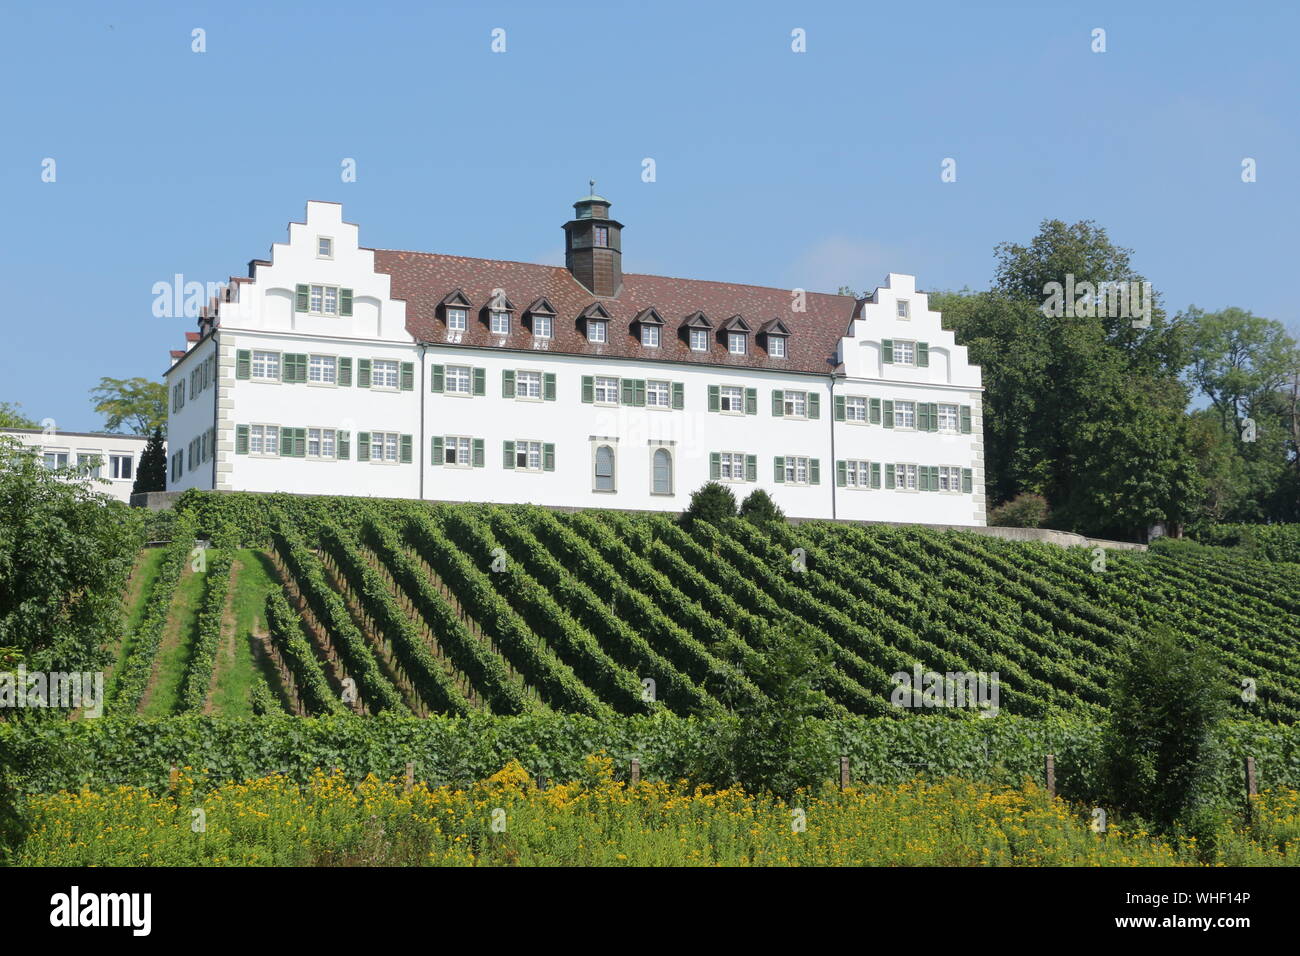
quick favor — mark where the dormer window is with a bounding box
[641,325,660,348]
[728,332,747,355]
[447,308,467,332]
[634,308,664,349]
[490,311,510,335]
[533,315,552,339]
[587,320,607,344]
[524,297,557,340]
[759,319,791,359]
[690,329,708,351]
[769,335,786,358]
[317,237,333,259]
[440,290,474,334]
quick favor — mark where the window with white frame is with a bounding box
[641,325,660,348]
[895,463,918,491]
[897,300,910,319]
[938,465,963,492]
[784,456,811,485]
[937,403,959,432]
[252,350,280,380]
[308,355,337,385]
[249,424,279,456]
[768,335,787,358]
[845,459,871,487]
[446,308,468,332]
[728,331,747,355]
[515,440,543,471]
[42,451,68,470]
[372,431,400,463]
[443,436,472,467]
[490,311,510,335]
[516,370,542,399]
[652,447,672,494]
[784,390,808,418]
[689,329,708,352]
[308,285,340,316]
[372,359,399,389]
[317,237,333,259]
[532,315,552,339]
[646,380,670,408]
[587,320,607,344]
[76,453,101,478]
[845,396,867,422]
[593,376,619,404]
[110,454,133,480]
[718,452,747,481]
[894,400,917,429]
[719,385,744,413]
[893,340,916,365]
[445,365,472,395]
[307,428,336,460]
[593,444,616,492]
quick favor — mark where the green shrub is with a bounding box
[739,488,785,525]
[988,492,1050,528]
[683,481,737,527]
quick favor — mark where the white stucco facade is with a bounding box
[164,201,985,524]
[2,428,154,503]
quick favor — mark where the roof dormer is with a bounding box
[578,302,613,344]
[634,307,665,349]
[719,315,752,355]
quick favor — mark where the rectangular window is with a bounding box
[719,385,744,413]
[446,308,467,331]
[895,463,918,491]
[769,335,786,358]
[587,320,607,344]
[641,325,660,348]
[784,456,810,485]
[938,465,962,492]
[317,237,333,258]
[76,453,101,478]
[690,329,708,352]
[515,440,543,471]
[491,311,510,335]
[444,365,472,395]
[516,370,542,399]
[593,226,608,247]
[110,454,133,480]
[718,452,749,481]
[307,428,337,460]
[532,315,552,339]
[844,459,871,487]
[370,431,400,463]
[42,451,69,470]
[937,403,959,432]
[728,332,747,355]
[594,376,619,404]
[893,340,916,365]
[307,285,341,316]
[845,396,867,422]
[252,350,280,380]
[897,300,910,319]
[308,354,337,385]
[894,400,916,429]
[371,359,399,389]
[444,436,472,467]
[646,380,671,408]
[783,391,808,418]
[249,424,279,456]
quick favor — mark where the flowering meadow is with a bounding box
[14,755,1300,866]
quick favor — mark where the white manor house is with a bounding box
[164,196,986,524]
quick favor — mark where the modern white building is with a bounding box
[1,428,153,503]
[164,197,986,524]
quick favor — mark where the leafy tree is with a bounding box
[739,488,784,525]
[1185,306,1299,431]
[90,376,166,436]
[132,428,168,495]
[987,492,1048,528]
[0,402,38,429]
[683,481,736,527]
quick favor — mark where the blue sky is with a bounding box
[2,0,1296,431]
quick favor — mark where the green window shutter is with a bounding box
[472,438,485,468]
[430,365,444,393]
[400,435,413,464]
[709,452,721,480]
[962,468,973,493]
[917,342,929,367]
[809,393,820,420]
[745,454,757,481]
[883,400,895,428]
[870,462,881,489]
[708,385,720,412]
[337,431,350,460]
[503,441,515,469]
[291,428,305,458]
[543,372,556,401]
[543,443,555,472]
[931,404,941,432]
[671,381,684,409]
[296,354,309,383]
[358,432,371,462]
[745,388,757,415]
[431,436,444,466]
[918,404,929,432]
[773,456,785,483]
[634,380,646,407]
[235,425,249,455]
[810,459,820,485]
[400,362,414,391]
[581,376,594,403]
[236,350,250,380]
[340,289,353,316]
[502,370,516,399]
[295,284,309,312]
[881,339,894,363]
[338,357,352,386]
[772,390,784,416]
[885,464,896,489]
[869,397,882,424]
[919,467,930,492]
[622,379,634,405]
[834,395,845,421]
[836,460,847,487]
[358,359,372,389]
[473,367,486,396]
[960,406,972,434]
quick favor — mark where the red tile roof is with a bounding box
[372,250,856,376]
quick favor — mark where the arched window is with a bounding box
[652,448,672,495]
[594,444,616,492]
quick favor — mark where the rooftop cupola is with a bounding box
[563,181,623,297]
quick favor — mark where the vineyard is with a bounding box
[104,493,1300,724]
